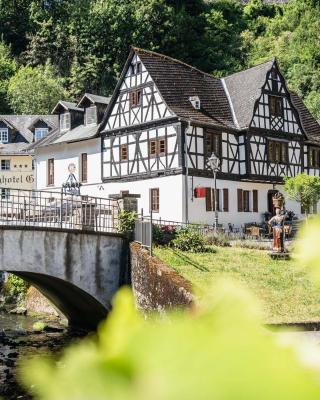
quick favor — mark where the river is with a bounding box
[0,312,84,399]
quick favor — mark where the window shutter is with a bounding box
[253,190,258,212]
[223,188,229,212]
[211,189,216,211]
[237,189,243,212]
[205,188,212,212]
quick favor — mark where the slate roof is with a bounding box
[78,93,110,106]
[30,123,100,149]
[135,47,237,129]
[290,93,320,144]
[52,101,84,114]
[222,60,274,130]
[0,115,59,154]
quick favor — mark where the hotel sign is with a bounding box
[0,172,34,189]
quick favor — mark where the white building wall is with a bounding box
[188,177,305,228]
[35,138,101,190]
[35,140,184,221]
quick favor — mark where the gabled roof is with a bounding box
[100,47,236,132]
[0,115,59,143]
[290,93,320,144]
[27,116,57,131]
[52,100,84,114]
[77,93,111,107]
[222,60,274,130]
[29,123,99,149]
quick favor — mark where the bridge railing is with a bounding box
[0,188,120,233]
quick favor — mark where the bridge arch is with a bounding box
[0,227,129,330]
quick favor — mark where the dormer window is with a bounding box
[189,96,201,110]
[60,113,70,131]
[85,106,97,125]
[0,128,8,143]
[34,127,49,141]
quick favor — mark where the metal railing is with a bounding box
[0,188,120,233]
[134,215,153,254]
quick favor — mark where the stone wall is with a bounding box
[26,286,60,317]
[130,242,194,312]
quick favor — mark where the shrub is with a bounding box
[172,227,206,252]
[205,232,231,247]
[231,239,271,251]
[118,210,137,240]
[153,224,177,245]
[4,274,28,299]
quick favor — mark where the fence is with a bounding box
[134,215,153,254]
[0,188,120,233]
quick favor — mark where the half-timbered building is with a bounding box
[33,48,320,227]
[98,48,320,225]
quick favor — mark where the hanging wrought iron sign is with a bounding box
[62,163,81,196]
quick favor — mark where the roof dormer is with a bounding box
[189,96,201,110]
[28,116,58,142]
[52,101,84,132]
[77,93,110,125]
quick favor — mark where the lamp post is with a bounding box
[208,152,220,232]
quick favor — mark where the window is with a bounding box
[269,96,283,117]
[267,140,288,163]
[81,153,87,182]
[243,190,250,212]
[206,131,221,158]
[129,62,141,75]
[120,144,128,161]
[308,147,320,168]
[85,106,97,125]
[150,140,157,157]
[150,188,159,213]
[47,158,54,186]
[130,90,142,108]
[149,138,166,157]
[0,128,8,143]
[158,139,166,156]
[1,189,9,200]
[0,160,10,170]
[34,128,49,141]
[60,113,70,131]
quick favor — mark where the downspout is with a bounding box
[184,121,190,224]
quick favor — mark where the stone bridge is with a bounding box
[0,226,129,330]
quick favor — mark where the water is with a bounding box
[0,312,83,399]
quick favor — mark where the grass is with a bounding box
[154,246,320,324]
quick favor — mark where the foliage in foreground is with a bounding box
[20,282,320,400]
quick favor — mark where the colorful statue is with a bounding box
[268,192,286,254]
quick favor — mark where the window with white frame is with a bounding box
[0,128,9,143]
[60,113,71,131]
[1,188,10,199]
[34,128,49,141]
[0,160,10,170]
[85,106,97,125]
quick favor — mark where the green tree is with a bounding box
[7,62,68,114]
[245,0,320,117]
[0,42,17,113]
[284,174,320,217]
